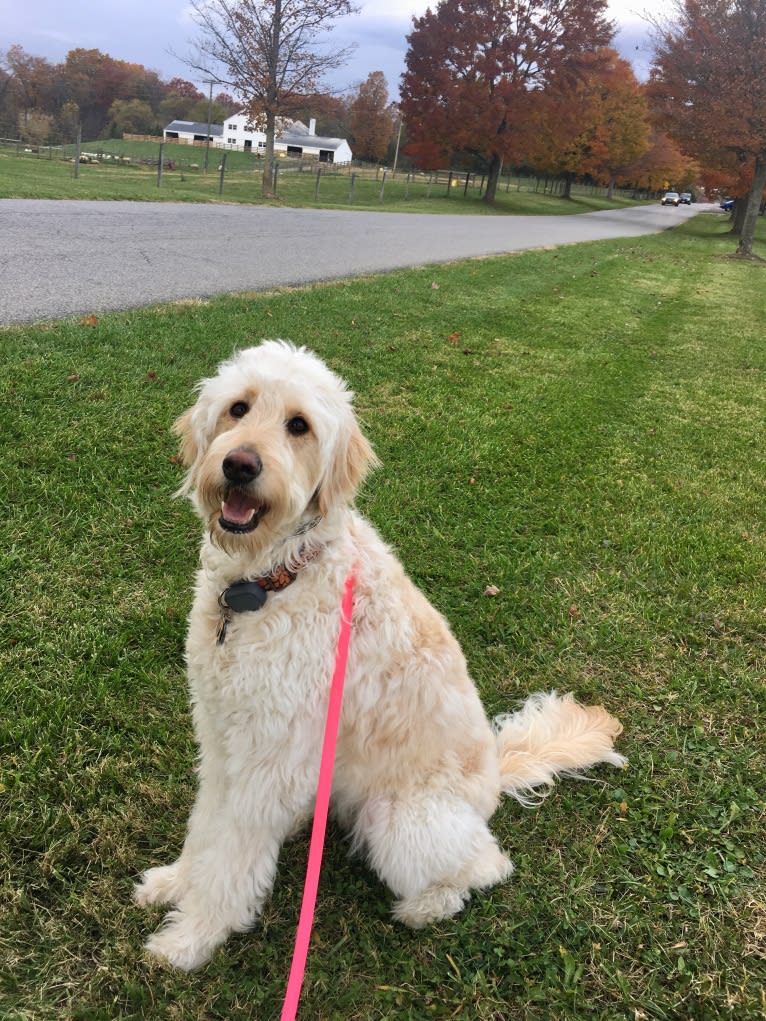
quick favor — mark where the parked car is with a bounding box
[679,192,692,204]
[662,191,680,206]
[720,197,735,212]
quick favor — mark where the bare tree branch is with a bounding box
[178,0,357,194]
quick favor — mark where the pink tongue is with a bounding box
[222,491,259,524]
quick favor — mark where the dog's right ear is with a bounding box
[172,408,199,469]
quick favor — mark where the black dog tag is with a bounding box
[221,582,268,613]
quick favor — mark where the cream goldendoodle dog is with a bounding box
[134,340,625,970]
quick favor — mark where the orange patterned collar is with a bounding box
[216,547,321,643]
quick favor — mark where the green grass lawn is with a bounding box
[1,214,764,1020]
[0,147,648,215]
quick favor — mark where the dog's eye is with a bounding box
[286,416,310,436]
[230,401,249,419]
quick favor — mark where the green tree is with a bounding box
[108,98,158,136]
[186,98,234,125]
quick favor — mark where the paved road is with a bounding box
[0,199,702,325]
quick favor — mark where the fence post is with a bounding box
[463,172,470,197]
[378,169,387,201]
[349,172,356,205]
[314,166,322,200]
[405,173,411,200]
[447,171,453,196]
[218,152,227,195]
[157,143,165,188]
[427,174,434,199]
[272,161,279,194]
[73,124,82,178]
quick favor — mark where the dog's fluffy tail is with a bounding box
[493,691,626,806]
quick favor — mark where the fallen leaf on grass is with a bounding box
[447,331,461,344]
[80,315,99,327]
[484,585,500,597]
[67,373,81,383]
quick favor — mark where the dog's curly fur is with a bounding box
[134,341,625,971]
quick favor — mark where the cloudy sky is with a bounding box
[3,0,663,97]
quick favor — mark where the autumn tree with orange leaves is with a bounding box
[523,49,650,198]
[650,0,766,258]
[349,72,395,162]
[621,130,696,193]
[576,53,651,196]
[400,0,614,204]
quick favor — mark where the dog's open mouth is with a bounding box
[219,489,267,534]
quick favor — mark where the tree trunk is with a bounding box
[735,154,766,258]
[482,152,503,204]
[262,108,277,198]
[562,173,574,200]
[261,0,282,200]
[730,198,746,236]
[607,175,616,200]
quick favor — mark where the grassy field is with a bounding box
[0,146,648,215]
[1,213,764,1020]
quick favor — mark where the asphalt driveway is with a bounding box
[0,199,702,325]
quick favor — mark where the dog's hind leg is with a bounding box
[355,793,513,929]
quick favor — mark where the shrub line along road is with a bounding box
[0,199,703,325]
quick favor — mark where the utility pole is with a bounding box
[392,114,403,177]
[203,79,214,173]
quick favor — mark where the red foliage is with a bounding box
[400,0,614,201]
[649,0,766,253]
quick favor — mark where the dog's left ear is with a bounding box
[317,416,380,514]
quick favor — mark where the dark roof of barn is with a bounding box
[164,120,224,137]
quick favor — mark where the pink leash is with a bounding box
[280,569,355,1021]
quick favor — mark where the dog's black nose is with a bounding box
[222,447,263,484]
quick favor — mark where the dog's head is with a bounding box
[174,341,378,552]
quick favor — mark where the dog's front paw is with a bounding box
[393,884,468,928]
[144,910,227,971]
[134,864,184,908]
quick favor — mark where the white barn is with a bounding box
[220,112,352,163]
[163,120,224,145]
[164,112,352,163]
